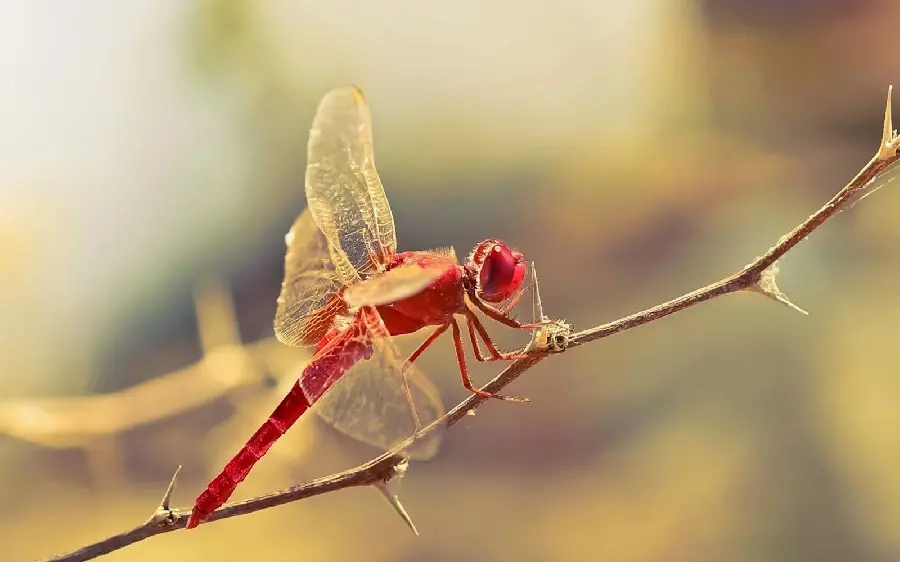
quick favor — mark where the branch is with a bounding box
[44,457,407,562]
[45,86,900,562]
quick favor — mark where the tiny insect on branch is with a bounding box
[44,86,900,562]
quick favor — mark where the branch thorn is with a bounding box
[878,85,897,160]
[530,261,547,324]
[526,262,544,352]
[524,263,573,352]
[160,465,181,510]
[746,261,809,316]
[148,465,181,526]
[372,481,419,536]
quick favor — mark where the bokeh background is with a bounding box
[2,1,900,561]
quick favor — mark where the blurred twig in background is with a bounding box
[43,86,900,562]
[0,278,308,458]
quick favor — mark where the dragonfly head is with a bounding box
[467,239,526,303]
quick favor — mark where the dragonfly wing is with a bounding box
[274,209,348,347]
[312,339,445,461]
[305,86,396,284]
[309,308,445,461]
[343,264,449,309]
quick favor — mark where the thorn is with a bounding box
[523,262,572,352]
[159,465,181,511]
[526,262,549,352]
[372,482,419,536]
[746,262,809,316]
[877,85,896,160]
[530,261,546,324]
[149,465,181,526]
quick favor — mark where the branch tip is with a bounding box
[372,482,419,536]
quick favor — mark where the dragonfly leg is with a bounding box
[468,292,544,330]
[465,312,489,362]
[464,309,528,362]
[451,318,528,402]
[498,287,526,316]
[403,323,450,433]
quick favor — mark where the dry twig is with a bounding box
[45,86,900,562]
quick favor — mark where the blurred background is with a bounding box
[2,0,900,560]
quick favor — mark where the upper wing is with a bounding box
[305,86,396,286]
[342,263,449,309]
[274,209,348,347]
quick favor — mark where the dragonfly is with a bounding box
[187,86,539,529]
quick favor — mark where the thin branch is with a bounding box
[44,457,405,562]
[45,86,900,562]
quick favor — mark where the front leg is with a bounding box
[497,287,526,316]
[464,309,527,362]
[468,291,543,330]
[450,318,528,402]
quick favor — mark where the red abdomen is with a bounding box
[186,331,370,528]
[186,380,310,528]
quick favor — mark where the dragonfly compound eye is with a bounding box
[476,241,526,303]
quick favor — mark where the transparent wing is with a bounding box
[303,307,445,461]
[313,337,445,460]
[343,264,449,309]
[305,86,396,285]
[274,209,348,347]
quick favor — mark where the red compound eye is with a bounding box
[473,241,525,303]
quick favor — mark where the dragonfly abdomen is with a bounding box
[187,323,374,529]
[186,380,312,528]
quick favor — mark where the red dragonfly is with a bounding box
[187,86,537,528]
